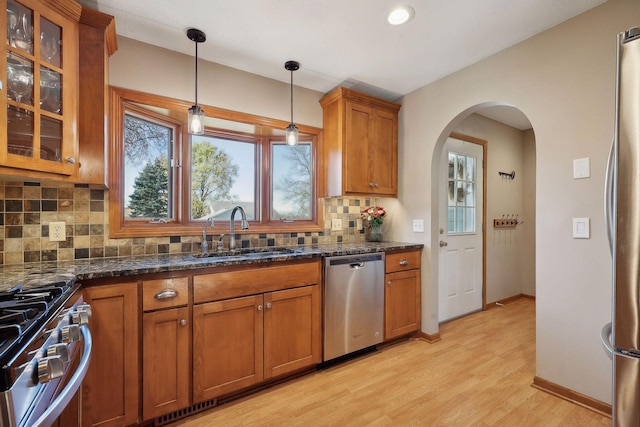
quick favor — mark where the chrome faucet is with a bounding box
[229,206,249,250]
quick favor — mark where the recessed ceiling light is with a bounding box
[387,5,415,26]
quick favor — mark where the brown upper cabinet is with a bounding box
[1,0,115,183]
[320,87,401,197]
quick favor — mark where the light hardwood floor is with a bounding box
[170,298,611,426]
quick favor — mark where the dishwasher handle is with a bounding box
[349,263,365,269]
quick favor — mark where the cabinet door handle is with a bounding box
[65,157,76,164]
[374,183,379,188]
[399,259,409,266]
[387,281,392,286]
[266,302,272,309]
[369,182,374,187]
[180,319,187,326]
[257,305,263,311]
[155,289,178,300]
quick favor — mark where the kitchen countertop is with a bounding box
[0,242,423,291]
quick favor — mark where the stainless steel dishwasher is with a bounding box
[324,253,385,361]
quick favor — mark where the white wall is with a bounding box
[389,0,639,404]
[453,113,535,303]
[522,129,537,296]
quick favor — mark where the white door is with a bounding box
[438,136,484,322]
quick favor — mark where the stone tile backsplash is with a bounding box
[0,180,373,265]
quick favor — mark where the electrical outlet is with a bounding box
[412,219,424,232]
[50,221,66,242]
[331,218,342,231]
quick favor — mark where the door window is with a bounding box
[447,151,476,234]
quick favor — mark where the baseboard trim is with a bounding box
[486,293,535,309]
[531,376,611,418]
[416,331,441,343]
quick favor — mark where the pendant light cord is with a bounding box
[194,41,199,107]
[290,69,294,124]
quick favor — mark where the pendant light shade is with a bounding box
[187,28,206,135]
[284,60,300,146]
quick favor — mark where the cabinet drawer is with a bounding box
[142,277,189,311]
[385,250,421,273]
[193,260,321,304]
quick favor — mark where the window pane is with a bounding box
[271,143,312,220]
[447,151,477,234]
[464,208,475,233]
[123,114,173,220]
[465,182,475,206]
[447,207,455,233]
[448,153,455,179]
[190,135,253,221]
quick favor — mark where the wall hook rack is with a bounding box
[493,213,523,228]
[498,171,516,180]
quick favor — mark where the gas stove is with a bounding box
[0,282,74,378]
[0,280,92,427]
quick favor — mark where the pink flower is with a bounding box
[361,205,387,227]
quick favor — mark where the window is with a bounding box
[271,142,312,220]
[447,151,476,234]
[109,87,322,238]
[123,110,178,221]
[190,133,255,220]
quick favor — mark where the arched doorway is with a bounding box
[431,102,536,323]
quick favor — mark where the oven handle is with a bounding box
[30,324,92,427]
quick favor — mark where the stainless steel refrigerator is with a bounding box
[603,26,640,426]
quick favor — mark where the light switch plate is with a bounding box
[50,221,66,242]
[573,158,590,179]
[331,218,342,231]
[573,218,590,239]
[412,219,424,232]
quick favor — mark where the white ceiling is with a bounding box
[78,0,605,129]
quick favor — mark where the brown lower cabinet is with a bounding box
[143,306,190,420]
[82,282,139,427]
[384,249,422,340]
[81,259,322,425]
[193,284,321,402]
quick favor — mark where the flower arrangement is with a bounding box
[361,205,387,227]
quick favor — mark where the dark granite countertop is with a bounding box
[0,242,423,291]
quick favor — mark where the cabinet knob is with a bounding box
[65,157,76,164]
[399,259,409,266]
[374,183,379,188]
[387,281,392,286]
[266,302,272,309]
[257,305,263,311]
[369,182,374,187]
[180,319,187,326]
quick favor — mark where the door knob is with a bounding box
[439,240,448,247]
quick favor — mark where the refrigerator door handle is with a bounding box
[601,322,614,359]
[605,139,616,256]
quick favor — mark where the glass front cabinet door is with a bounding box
[2,0,78,177]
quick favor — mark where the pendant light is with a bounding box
[284,60,300,146]
[187,28,206,135]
